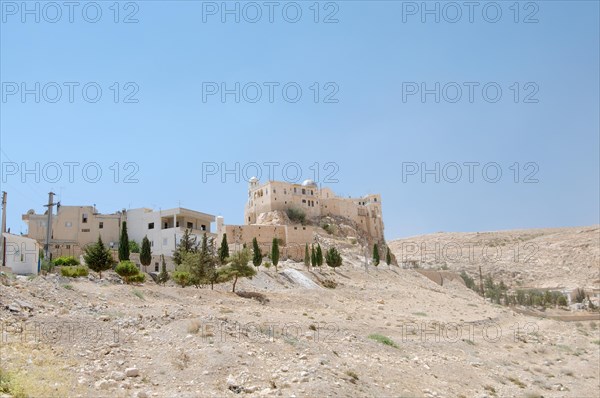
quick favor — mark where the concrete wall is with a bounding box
[217,222,317,262]
[2,233,40,275]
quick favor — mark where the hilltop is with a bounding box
[389,226,600,290]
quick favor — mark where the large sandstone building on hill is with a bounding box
[217,178,386,260]
[244,177,384,242]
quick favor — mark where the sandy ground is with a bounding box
[1,258,599,398]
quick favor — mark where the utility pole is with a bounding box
[43,192,57,261]
[1,191,6,267]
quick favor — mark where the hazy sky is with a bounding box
[1,1,599,239]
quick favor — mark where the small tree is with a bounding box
[272,238,280,272]
[252,237,262,268]
[172,271,191,287]
[217,248,256,292]
[385,247,392,267]
[115,261,140,284]
[574,288,586,303]
[372,243,380,266]
[173,229,198,265]
[157,254,169,285]
[316,244,323,267]
[304,244,310,269]
[129,240,140,254]
[218,234,229,264]
[83,236,115,279]
[325,247,343,271]
[118,221,130,261]
[140,236,152,273]
[311,245,317,268]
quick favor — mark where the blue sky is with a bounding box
[1,0,599,239]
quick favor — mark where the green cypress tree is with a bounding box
[271,238,280,272]
[304,244,310,269]
[316,244,323,267]
[140,236,152,272]
[118,221,130,261]
[201,233,209,255]
[218,233,229,264]
[385,246,392,267]
[372,243,380,266]
[311,245,317,267]
[252,237,262,268]
[83,236,115,279]
[325,247,343,271]
[157,254,170,285]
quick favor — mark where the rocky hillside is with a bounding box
[1,259,599,397]
[389,226,600,290]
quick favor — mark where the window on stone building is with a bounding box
[187,222,193,229]
[155,263,159,272]
[81,229,90,232]
[302,189,306,194]
[201,225,206,231]
[148,223,154,229]
[99,222,103,229]
[82,214,88,223]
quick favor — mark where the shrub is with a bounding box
[131,289,145,300]
[53,256,79,266]
[557,295,568,306]
[322,279,337,289]
[575,288,586,303]
[60,265,89,278]
[40,259,54,274]
[173,271,191,287]
[236,291,269,304]
[460,271,476,290]
[368,334,399,348]
[115,261,140,284]
[325,247,343,270]
[129,273,146,284]
[286,207,306,224]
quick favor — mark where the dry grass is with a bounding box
[236,291,269,304]
[0,342,83,397]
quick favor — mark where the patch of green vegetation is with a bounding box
[60,265,89,278]
[368,333,399,349]
[0,369,25,398]
[508,376,526,388]
[131,289,145,300]
[62,284,73,290]
[412,312,427,317]
[592,340,600,345]
[345,370,359,383]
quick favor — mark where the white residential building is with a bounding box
[2,233,41,275]
[126,207,216,258]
